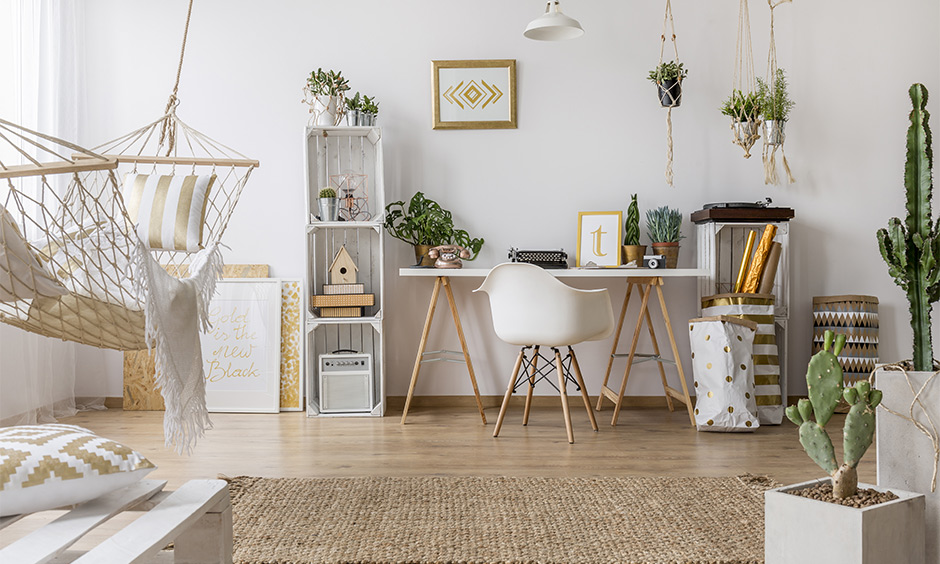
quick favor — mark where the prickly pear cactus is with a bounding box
[842,381,882,468]
[805,331,846,427]
[786,330,882,499]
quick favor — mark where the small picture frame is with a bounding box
[432,59,517,130]
[577,211,623,267]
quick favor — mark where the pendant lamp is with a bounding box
[524,1,584,41]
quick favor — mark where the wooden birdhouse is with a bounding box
[329,246,358,284]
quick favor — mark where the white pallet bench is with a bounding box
[0,479,232,564]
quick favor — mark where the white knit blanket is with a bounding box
[133,242,223,454]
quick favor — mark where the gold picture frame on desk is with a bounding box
[432,59,516,130]
[577,211,623,267]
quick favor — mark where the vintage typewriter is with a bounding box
[507,248,569,269]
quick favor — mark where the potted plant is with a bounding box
[622,194,646,266]
[720,89,762,151]
[648,61,687,108]
[303,68,350,126]
[645,205,683,268]
[764,330,926,564]
[757,68,795,146]
[360,95,379,126]
[345,92,362,126]
[874,82,940,564]
[385,192,484,267]
[317,187,339,221]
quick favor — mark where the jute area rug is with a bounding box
[227,474,779,564]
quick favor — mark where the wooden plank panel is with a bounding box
[122,265,269,411]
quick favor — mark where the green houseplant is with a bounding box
[385,192,484,266]
[757,69,795,145]
[303,68,350,126]
[645,205,683,268]
[873,86,940,558]
[622,194,646,266]
[361,95,379,126]
[648,61,687,107]
[345,92,362,126]
[721,90,763,156]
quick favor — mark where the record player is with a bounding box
[691,198,794,223]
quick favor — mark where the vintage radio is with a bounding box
[318,351,374,413]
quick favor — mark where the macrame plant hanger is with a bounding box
[729,0,760,158]
[657,0,682,187]
[90,0,258,276]
[762,0,795,184]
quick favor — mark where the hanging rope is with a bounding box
[657,0,681,187]
[870,362,940,493]
[762,0,795,184]
[729,0,759,158]
[158,0,195,156]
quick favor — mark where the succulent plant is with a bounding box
[785,330,883,498]
[318,187,336,199]
[345,92,362,111]
[876,83,940,372]
[645,206,684,243]
[624,194,640,246]
[305,68,350,97]
[647,61,688,84]
[720,90,762,122]
[361,95,380,115]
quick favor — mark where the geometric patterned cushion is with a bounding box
[0,424,155,517]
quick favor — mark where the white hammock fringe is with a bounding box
[133,241,223,454]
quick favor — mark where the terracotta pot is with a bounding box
[621,245,647,267]
[413,244,435,267]
[651,242,680,268]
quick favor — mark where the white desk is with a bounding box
[398,267,708,426]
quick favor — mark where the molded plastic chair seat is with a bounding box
[474,263,615,443]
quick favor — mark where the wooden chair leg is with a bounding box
[494,348,525,438]
[171,492,233,564]
[522,345,539,426]
[554,348,575,444]
[569,347,598,432]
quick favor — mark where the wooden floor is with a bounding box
[60,403,876,490]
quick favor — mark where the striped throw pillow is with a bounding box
[122,173,216,252]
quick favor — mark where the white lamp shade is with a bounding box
[524,2,584,41]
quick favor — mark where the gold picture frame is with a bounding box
[577,211,623,268]
[432,59,517,130]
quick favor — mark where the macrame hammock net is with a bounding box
[762,0,795,185]
[729,0,760,158]
[0,1,255,351]
[657,0,681,187]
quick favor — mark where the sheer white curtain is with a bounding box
[0,0,91,426]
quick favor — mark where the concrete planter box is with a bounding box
[765,479,925,564]
[876,368,940,564]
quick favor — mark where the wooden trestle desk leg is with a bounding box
[442,277,487,424]
[596,277,695,427]
[401,276,487,425]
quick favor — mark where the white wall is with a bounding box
[77,0,939,400]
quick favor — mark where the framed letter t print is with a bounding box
[577,211,623,267]
[432,59,516,129]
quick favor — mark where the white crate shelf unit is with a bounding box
[695,215,792,404]
[304,126,386,417]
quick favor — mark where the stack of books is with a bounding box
[311,283,374,318]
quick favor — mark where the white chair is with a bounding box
[474,263,614,443]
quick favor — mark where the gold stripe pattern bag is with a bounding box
[701,293,783,424]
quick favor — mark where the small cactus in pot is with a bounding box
[317,187,339,221]
[785,330,883,499]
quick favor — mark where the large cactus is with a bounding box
[786,330,883,498]
[624,194,640,246]
[876,83,940,372]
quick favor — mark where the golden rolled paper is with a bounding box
[733,231,758,293]
[757,242,782,295]
[742,224,777,293]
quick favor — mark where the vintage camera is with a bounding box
[643,254,667,269]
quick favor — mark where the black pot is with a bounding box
[657,79,682,107]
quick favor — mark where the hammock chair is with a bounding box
[0,0,257,351]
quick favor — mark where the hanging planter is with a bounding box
[648,62,686,108]
[303,68,349,127]
[651,0,684,187]
[759,68,796,183]
[721,90,762,158]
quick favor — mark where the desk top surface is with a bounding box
[399,267,708,278]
